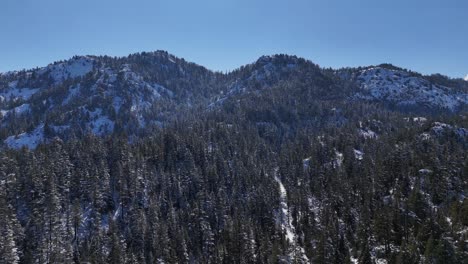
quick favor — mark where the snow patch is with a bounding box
[40,57,94,83]
[354,149,364,160]
[4,124,44,149]
[87,108,114,135]
[356,67,467,110]
[334,151,344,168]
[303,157,311,170]
[51,125,70,133]
[359,128,378,139]
[404,116,427,123]
[112,96,123,112]
[62,84,81,106]
[273,168,309,263]
[419,169,433,174]
[1,104,31,116]
[0,87,40,101]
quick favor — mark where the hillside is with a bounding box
[0,51,466,263]
[0,52,466,149]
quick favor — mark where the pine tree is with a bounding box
[0,179,20,264]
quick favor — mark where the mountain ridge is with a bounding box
[0,50,467,149]
[1,51,466,82]
[0,51,467,264]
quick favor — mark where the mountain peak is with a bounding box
[254,54,312,67]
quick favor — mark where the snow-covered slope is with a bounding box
[0,52,467,150]
[354,67,468,110]
[4,124,44,149]
[273,168,309,263]
[0,82,39,102]
[37,56,94,83]
[0,52,212,149]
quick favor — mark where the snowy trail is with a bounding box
[273,168,309,263]
[274,174,296,242]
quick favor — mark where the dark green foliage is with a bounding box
[0,52,466,263]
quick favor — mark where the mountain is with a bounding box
[0,51,467,263]
[339,65,468,111]
[1,52,466,149]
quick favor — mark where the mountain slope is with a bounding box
[0,51,466,263]
[338,65,468,111]
[0,52,467,149]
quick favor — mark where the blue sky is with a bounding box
[1,0,467,78]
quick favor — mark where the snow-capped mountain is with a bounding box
[338,65,468,111]
[0,51,219,148]
[1,51,467,264]
[0,52,466,149]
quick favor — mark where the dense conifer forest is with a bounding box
[0,51,466,263]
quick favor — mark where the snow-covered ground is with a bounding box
[4,124,44,149]
[0,86,39,101]
[87,108,115,135]
[359,128,378,139]
[334,151,344,168]
[1,103,31,116]
[38,57,94,83]
[356,67,468,110]
[354,149,364,160]
[62,84,81,106]
[274,168,309,263]
[303,157,311,170]
[428,122,467,138]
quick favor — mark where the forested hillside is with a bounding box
[0,51,467,263]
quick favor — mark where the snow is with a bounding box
[62,84,80,106]
[97,67,117,84]
[40,57,94,83]
[4,124,44,149]
[13,103,31,114]
[0,87,40,101]
[359,128,378,139]
[432,122,452,132]
[51,125,70,133]
[429,122,467,138]
[354,149,364,160]
[273,168,309,263]
[1,104,31,116]
[275,175,295,242]
[116,64,171,114]
[308,196,322,224]
[356,67,468,110]
[419,169,433,174]
[303,157,311,169]
[112,96,123,112]
[420,132,431,140]
[404,117,427,123]
[375,259,388,264]
[153,83,174,97]
[464,74,468,81]
[87,108,115,135]
[8,81,18,88]
[334,151,344,168]
[446,217,452,226]
[92,118,114,135]
[113,204,122,221]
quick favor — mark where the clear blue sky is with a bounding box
[1,0,467,78]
